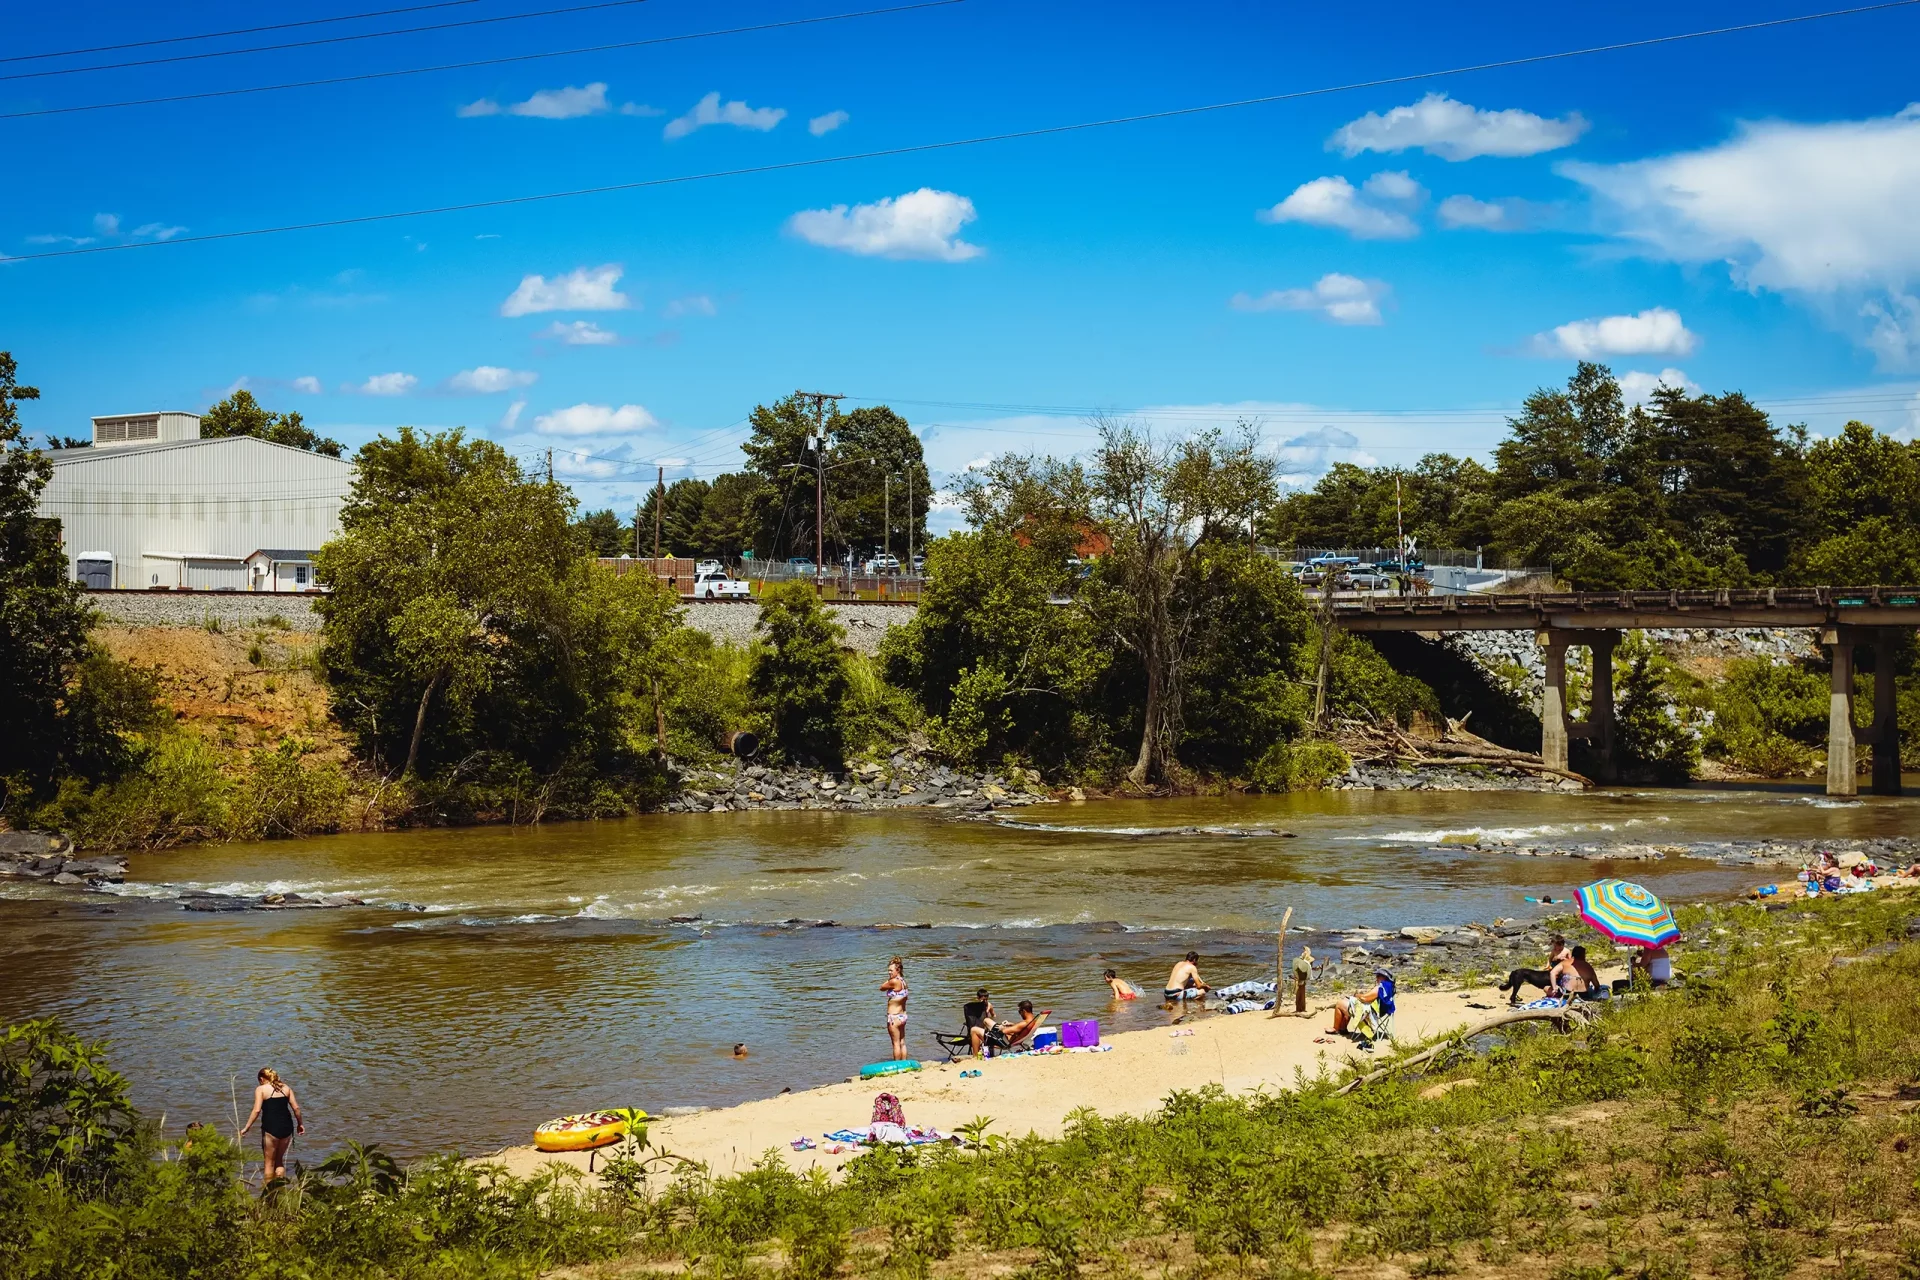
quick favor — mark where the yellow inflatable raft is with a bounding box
[532,1110,639,1153]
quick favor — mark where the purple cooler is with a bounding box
[1060,1019,1099,1048]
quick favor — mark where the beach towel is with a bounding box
[1218,997,1277,1015]
[1516,996,1566,1011]
[1209,979,1278,1000]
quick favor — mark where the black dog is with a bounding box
[1498,967,1554,1004]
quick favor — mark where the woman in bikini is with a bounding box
[239,1067,304,1184]
[881,956,909,1061]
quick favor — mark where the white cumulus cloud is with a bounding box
[1257,176,1418,239]
[500,264,631,316]
[291,376,323,394]
[809,109,849,136]
[1616,368,1701,405]
[1563,104,1920,367]
[1331,93,1588,161]
[544,319,621,345]
[449,365,538,393]
[1536,307,1698,358]
[354,372,417,396]
[94,213,121,235]
[459,83,612,119]
[1231,273,1390,326]
[787,188,983,261]
[1437,194,1546,232]
[533,403,660,435]
[663,91,786,140]
[1361,169,1423,202]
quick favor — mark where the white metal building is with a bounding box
[39,413,355,590]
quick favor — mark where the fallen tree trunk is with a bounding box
[1405,755,1593,786]
[1336,1005,1592,1096]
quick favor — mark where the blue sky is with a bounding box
[6,0,1920,526]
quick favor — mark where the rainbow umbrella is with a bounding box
[1575,879,1680,949]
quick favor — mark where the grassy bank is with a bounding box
[10,889,1920,1278]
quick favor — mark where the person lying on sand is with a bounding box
[1103,969,1139,1001]
[1000,1000,1050,1048]
[1164,952,1209,1003]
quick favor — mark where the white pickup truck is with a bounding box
[691,570,751,599]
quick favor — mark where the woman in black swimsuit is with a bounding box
[239,1067,303,1184]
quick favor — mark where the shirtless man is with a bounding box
[1000,1000,1051,1048]
[1164,951,1209,1004]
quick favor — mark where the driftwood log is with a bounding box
[1337,714,1593,787]
[1334,1004,1593,1096]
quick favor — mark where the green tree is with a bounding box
[1081,420,1281,785]
[740,394,820,560]
[1793,422,1920,584]
[1644,387,1808,579]
[199,389,342,456]
[0,353,98,793]
[573,508,628,557]
[695,472,757,560]
[316,428,684,796]
[748,583,849,763]
[826,406,930,560]
[881,530,1109,769]
[1608,633,1698,784]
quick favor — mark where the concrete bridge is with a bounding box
[1329,586,1920,797]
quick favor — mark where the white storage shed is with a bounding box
[39,420,355,590]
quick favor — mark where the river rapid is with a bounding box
[2,784,1912,1158]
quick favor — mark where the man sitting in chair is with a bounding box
[963,988,998,1057]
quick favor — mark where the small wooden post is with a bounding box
[1270,906,1293,1018]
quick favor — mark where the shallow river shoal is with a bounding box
[1,784,1911,1158]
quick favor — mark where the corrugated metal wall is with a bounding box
[40,437,354,589]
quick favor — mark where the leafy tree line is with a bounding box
[1266,361,1920,589]
[572,394,933,564]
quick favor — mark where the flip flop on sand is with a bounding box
[790,1137,817,1150]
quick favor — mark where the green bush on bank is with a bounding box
[15,893,1920,1278]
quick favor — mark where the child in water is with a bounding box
[1103,968,1139,1000]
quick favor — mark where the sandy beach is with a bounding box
[493,975,1561,1182]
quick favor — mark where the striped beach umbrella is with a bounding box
[1575,879,1680,949]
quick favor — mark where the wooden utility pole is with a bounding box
[795,392,843,591]
[633,500,641,559]
[883,472,891,562]
[653,465,663,560]
[544,448,554,484]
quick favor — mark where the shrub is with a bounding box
[1251,739,1352,791]
[748,583,849,764]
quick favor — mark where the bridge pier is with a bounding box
[1536,629,1619,780]
[1821,627,1903,798]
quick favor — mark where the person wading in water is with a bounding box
[239,1067,304,1184]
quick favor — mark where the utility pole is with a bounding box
[544,448,554,484]
[883,472,890,563]
[795,391,842,590]
[653,465,663,560]
[633,500,641,559]
[907,466,915,574]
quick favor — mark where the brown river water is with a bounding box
[2,784,1913,1158]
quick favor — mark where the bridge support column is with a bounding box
[1538,631,1569,772]
[1872,632,1903,797]
[1588,632,1619,782]
[1824,629,1856,798]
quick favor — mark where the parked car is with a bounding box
[695,559,724,577]
[786,556,815,574]
[910,554,926,574]
[864,553,901,575]
[692,570,751,599]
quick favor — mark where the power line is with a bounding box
[1,0,965,119]
[2,0,478,65]
[3,0,660,83]
[9,0,1913,259]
